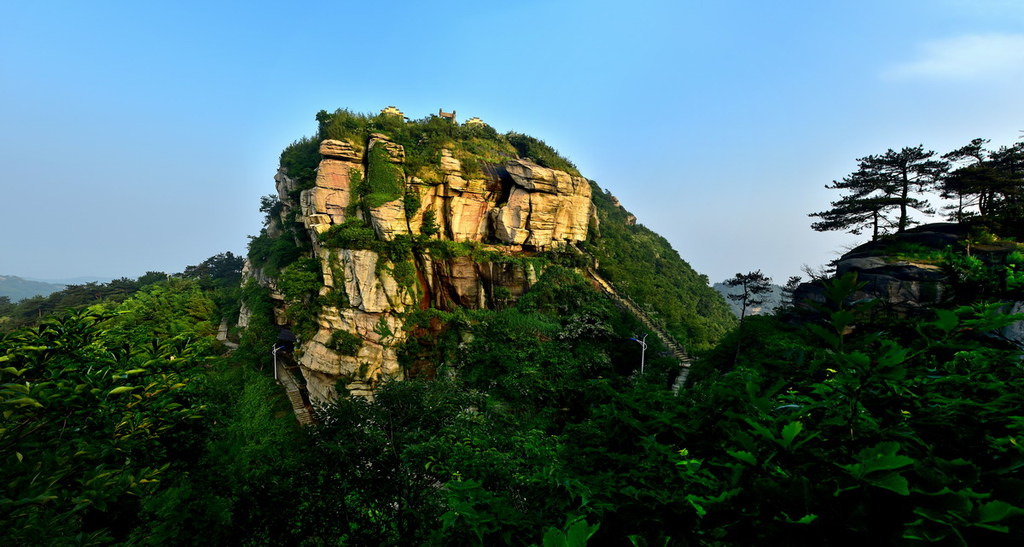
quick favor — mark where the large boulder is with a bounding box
[369,198,410,240]
[320,139,362,162]
[492,160,592,247]
[796,224,965,312]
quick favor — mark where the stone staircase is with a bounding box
[217,319,239,350]
[585,267,693,392]
[275,358,314,426]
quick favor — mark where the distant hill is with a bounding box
[713,281,784,317]
[23,275,111,285]
[0,275,66,302]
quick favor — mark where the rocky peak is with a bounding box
[249,125,597,404]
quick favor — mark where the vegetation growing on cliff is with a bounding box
[584,182,736,350]
[280,108,567,187]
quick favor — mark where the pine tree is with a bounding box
[724,270,773,322]
[811,146,947,240]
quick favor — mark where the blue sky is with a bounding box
[1,0,1022,284]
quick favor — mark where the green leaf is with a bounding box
[781,512,818,524]
[806,324,839,347]
[728,450,757,465]
[867,473,910,496]
[830,309,857,332]
[779,421,803,449]
[977,500,1024,524]
[108,386,137,396]
[843,441,914,476]
[931,308,959,334]
[685,494,708,517]
[564,517,599,546]
[3,397,42,408]
[542,527,567,547]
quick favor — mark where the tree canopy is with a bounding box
[811,146,947,239]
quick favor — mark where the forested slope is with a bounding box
[584,183,735,350]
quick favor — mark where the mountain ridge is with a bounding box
[0,275,66,302]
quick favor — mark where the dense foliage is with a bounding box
[0,280,219,543]
[0,274,164,332]
[12,111,1024,544]
[8,251,1024,545]
[280,108,566,192]
[684,273,1024,544]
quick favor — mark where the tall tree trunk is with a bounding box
[898,171,910,232]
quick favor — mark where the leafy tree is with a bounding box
[278,137,321,191]
[181,252,244,288]
[811,146,948,239]
[0,281,220,544]
[0,272,180,333]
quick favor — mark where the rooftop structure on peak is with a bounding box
[380,105,404,118]
[438,108,456,123]
[465,116,484,126]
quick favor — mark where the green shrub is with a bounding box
[247,229,304,276]
[392,260,416,288]
[363,143,405,209]
[505,131,579,175]
[279,137,321,191]
[317,108,370,144]
[320,218,379,250]
[421,210,440,237]
[327,329,363,356]
[403,190,422,219]
[277,258,322,302]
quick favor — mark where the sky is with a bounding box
[1,0,1022,284]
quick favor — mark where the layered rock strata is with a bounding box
[247,135,594,404]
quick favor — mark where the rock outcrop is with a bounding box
[300,139,364,228]
[794,224,974,312]
[247,134,594,404]
[493,159,593,247]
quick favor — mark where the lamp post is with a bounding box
[630,333,648,375]
[271,344,281,381]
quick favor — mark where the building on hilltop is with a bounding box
[438,108,456,123]
[465,116,485,126]
[380,105,405,119]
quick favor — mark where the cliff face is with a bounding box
[248,132,593,403]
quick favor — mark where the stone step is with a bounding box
[584,266,694,395]
[276,361,315,426]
